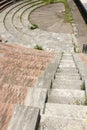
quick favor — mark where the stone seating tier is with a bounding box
[0,0,14,12]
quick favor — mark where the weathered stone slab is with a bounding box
[40,115,87,130]
[57,68,78,73]
[45,103,87,119]
[52,79,83,89]
[60,60,75,63]
[52,83,83,90]
[48,89,85,105]
[59,64,76,68]
[56,72,80,76]
[7,105,40,130]
[35,53,61,89]
[24,88,47,113]
[55,75,80,80]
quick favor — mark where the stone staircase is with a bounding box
[40,53,87,130]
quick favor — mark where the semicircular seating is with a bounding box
[0,0,74,52]
[0,0,15,12]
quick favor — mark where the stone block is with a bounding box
[7,105,40,130]
[35,54,61,89]
[24,88,47,113]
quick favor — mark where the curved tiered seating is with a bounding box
[0,0,15,12]
[0,0,73,52]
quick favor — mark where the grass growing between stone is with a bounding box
[30,24,39,29]
[42,0,73,23]
[34,44,44,50]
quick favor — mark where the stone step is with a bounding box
[56,72,80,77]
[40,115,87,130]
[59,62,75,66]
[62,57,73,60]
[60,60,75,63]
[62,55,73,59]
[59,64,76,68]
[52,82,84,90]
[45,103,87,119]
[62,56,73,59]
[63,53,72,55]
[57,68,79,73]
[52,79,84,89]
[61,58,74,61]
[55,75,80,80]
[48,89,85,105]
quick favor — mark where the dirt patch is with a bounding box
[30,3,73,33]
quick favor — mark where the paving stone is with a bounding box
[40,115,87,130]
[45,103,87,119]
[7,105,40,130]
[48,89,85,105]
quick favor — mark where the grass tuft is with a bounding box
[34,45,44,50]
[30,24,38,30]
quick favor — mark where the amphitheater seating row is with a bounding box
[0,0,15,12]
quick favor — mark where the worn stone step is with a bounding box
[53,80,84,89]
[60,60,75,64]
[52,82,83,90]
[48,89,85,105]
[62,56,73,59]
[61,57,74,60]
[56,72,80,77]
[45,103,87,119]
[40,115,87,130]
[59,63,75,66]
[55,75,80,80]
[59,64,76,68]
[57,68,79,73]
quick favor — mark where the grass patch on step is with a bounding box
[42,0,73,23]
[34,44,44,50]
[30,24,39,30]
